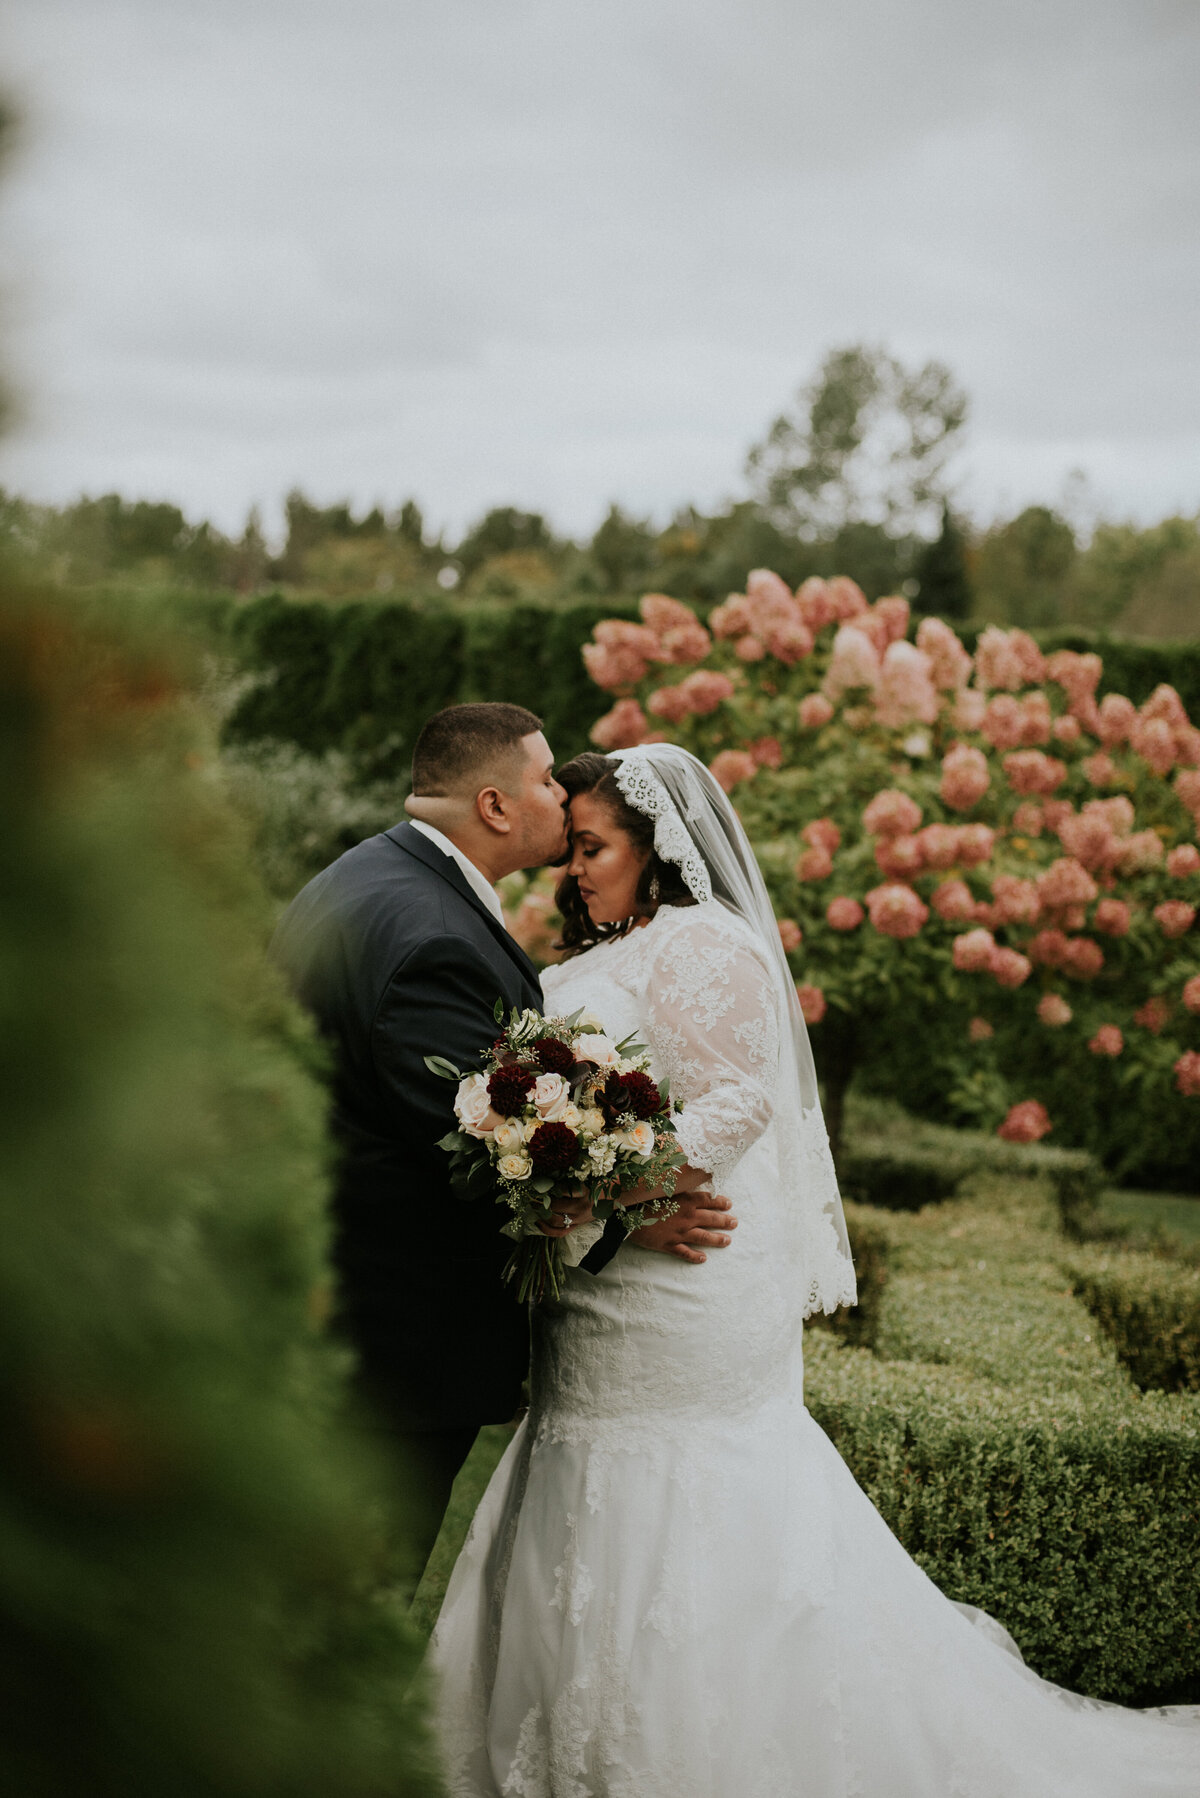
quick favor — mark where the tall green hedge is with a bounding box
[0,588,439,1795]
[217,594,1200,778]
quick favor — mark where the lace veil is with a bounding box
[609,742,856,1316]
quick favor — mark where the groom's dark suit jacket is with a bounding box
[270,821,616,1431]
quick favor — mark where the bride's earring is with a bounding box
[648,871,661,905]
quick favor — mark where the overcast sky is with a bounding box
[1,0,1198,543]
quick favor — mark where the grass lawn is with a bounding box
[410,1423,516,1642]
[1095,1186,1200,1248]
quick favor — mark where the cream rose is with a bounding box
[454,1072,498,1140]
[492,1118,526,1155]
[619,1120,656,1158]
[497,1151,532,1181]
[560,1102,583,1132]
[575,1033,620,1068]
[576,1009,606,1034]
[532,1073,570,1119]
[579,1107,605,1140]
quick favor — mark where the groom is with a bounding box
[270,702,733,1569]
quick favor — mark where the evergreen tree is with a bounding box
[912,502,973,618]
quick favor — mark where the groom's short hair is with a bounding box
[412,703,543,797]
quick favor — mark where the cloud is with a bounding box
[1,0,1197,536]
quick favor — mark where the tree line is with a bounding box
[2,345,1197,638]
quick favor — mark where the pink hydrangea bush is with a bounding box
[581,581,1200,1167]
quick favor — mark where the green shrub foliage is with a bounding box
[1070,1250,1200,1393]
[806,1171,1200,1704]
[0,590,439,1796]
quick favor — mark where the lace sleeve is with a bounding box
[642,909,780,1180]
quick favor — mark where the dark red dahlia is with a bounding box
[597,1068,660,1123]
[535,1036,576,1076]
[488,1064,536,1115]
[527,1121,579,1176]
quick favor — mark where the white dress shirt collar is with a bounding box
[407,819,506,927]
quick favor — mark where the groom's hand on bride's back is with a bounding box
[629,1192,737,1263]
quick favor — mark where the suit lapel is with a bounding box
[384,822,543,993]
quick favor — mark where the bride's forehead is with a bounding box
[569,792,622,835]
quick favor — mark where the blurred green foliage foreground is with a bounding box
[0,585,440,1796]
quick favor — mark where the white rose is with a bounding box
[497,1151,532,1181]
[560,1102,583,1132]
[576,1033,620,1068]
[620,1120,656,1158]
[532,1073,569,1119]
[454,1072,497,1140]
[579,1107,605,1140]
[493,1118,526,1155]
[576,1009,606,1034]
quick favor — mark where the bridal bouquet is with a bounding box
[426,1003,685,1302]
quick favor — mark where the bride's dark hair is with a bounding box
[553,752,695,957]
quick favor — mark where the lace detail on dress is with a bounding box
[610,751,714,902]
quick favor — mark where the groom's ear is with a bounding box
[474,785,513,835]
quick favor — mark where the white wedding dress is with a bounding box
[432,901,1199,1797]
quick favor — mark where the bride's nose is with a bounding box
[566,844,585,877]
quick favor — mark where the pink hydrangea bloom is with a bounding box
[875,640,939,729]
[1174,1051,1200,1098]
[998,1100,1052,1143]
[823,624,881,700]
[803,817,842,853]
[639,592,696,634]
[981,694,1025,751]
[915,617,973,691]
[709,749,758,792]
[933,880,975,922]
[953,927,996,972]
[918,823,963,869]
[749,736,784,768]
[798,692,835,729]
[875,835,925,879]
[956,824,996,867]
[1176,769,1200,815]
[1183,975,1200,1014]
[1046,649,1102,703]
[1154,900,1196,939]
[1134,995,1171,1034]
[1089,1025,1124,1057]
[1052,714,1081,744]
[862,789,923,838]
[796,577,839,632]
[658,621,713,665]
[1043,800,1074,835]
[795,845,835,882]
[952,689,987,732]
[827,576,869,619]
[1130,714,1176,776]
[1114,830,1165,876]
[766,619,815,664]
[709,593,756,639]
[1086,795,1135,835]
[1056,810,1116,872]
[968,1016,994,1042]
[974,627,1028,693]
[1141,683,1189,729]
[1094,898,1131,937]
[1038,994,1073,1026]
[1012,802,1045,838]
[1003,751,1068,796]
[873,594,911,643]
[1017,691,1053,745]
[677,669,735,715]
[647,683,695,724]
[940,744,990,811]
[745,568,794,609]
[583,619,662,690]
[826,896,865,931]
[1083,752,1117,787]
[735,633,766,662]
[865,883,930,939]
[990,946,1032,989]
[1028,929,1070,967]
[1062,937,1104,980]
[590,697,653,750]
[1167,844,1200,877]
[1097,693,1136,746]
[796,983,827,1024]
[1037,858,1099,910]
[777,918,803,952]
[991,874,1040,925]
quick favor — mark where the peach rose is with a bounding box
[998,1100,1052,1143]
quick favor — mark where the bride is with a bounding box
[431,742,1198,1797]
